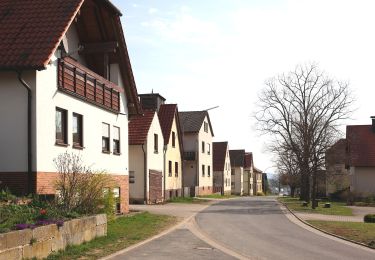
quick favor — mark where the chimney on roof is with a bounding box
[371,116,375,133]
[138,93,166,112]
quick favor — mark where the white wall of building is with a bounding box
[223,149,232,193]
[0,71,36,172]
[350,167,375,194]
[35,52,129,175]
[146,112,164,195]
[232,166,243,195]
[129,145,145,200]
[198,116,213,189]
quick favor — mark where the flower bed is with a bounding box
[0,214,107,259]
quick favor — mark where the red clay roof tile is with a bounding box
[129,110,156,145]
[213,142,228,171]
[158,104,177,145]
[244,152,253,169]
[346,125,375,167]
[0,0,84,69]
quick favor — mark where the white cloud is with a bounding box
[148,7,158,14]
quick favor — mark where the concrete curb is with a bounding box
[278,200,374,251]
[100,202,214,260]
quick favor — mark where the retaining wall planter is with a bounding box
[0,214,107,260]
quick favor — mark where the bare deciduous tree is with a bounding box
[255,63,354,208]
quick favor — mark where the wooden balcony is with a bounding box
[58,57,122,113]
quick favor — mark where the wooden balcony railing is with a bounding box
[58,57,122,113]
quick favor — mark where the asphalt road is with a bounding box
[106,197,374,260]
[195,197,375,260]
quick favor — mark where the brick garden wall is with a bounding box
[37,172,129,214]
[0,214,107,260]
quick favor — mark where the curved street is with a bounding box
[108,197,374,260]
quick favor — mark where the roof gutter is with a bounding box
[17,71,33,194]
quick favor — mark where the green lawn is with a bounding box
[198,194,238,199]
[307,220,375,248]
[167,197,210,204]
[46,212,177,259]
[278,197,353,216]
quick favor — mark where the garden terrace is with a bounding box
[58,57,122,113]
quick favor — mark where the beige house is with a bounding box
[325,139,350,195]
[213,142,232,195]
[129,110,164,204]
[229,150,245,195]
[158,104,184,200]
[346,121,375,195]
[0,0,142,214]
[253,166,264,195]
[243,152,254,196]
[180,111,214,196]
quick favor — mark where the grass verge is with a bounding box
[46,212,177,260]
[198,194,238,199]
[307,220,375,249]
[278,197,353,216]
[167,197,210,204]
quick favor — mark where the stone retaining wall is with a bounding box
[0,214,107,260]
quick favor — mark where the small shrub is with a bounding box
[364,214,375,223]
[0,188,17,202]
[256,191,265,196]
[103,188,116,221]
[54,152,115,215]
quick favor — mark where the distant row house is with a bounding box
[0,0,265,211]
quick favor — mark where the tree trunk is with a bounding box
[311,170,317,209]
[300,172,310,202]
[290,186,296,197]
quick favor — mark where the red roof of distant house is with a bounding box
[229,150,245,167]
[0,0,84,70]
[129,110,156,145]
[158,104,184,156]
[213,142,228,171]
[346,125,375,167]
[244,152,253,169]
[158,104,177,145]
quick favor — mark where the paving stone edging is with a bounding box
[278,200,374,250]
[0,214,107,259]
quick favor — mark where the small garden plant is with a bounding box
[0,152,116,234]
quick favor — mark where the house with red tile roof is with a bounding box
[243,152,255,196]
[229,150,245,195]
[180,111,214,196]
[158,104,184,200]
[346,119,375,195]
[129,110,164,204]
[213,142,231,195]
[0,0,142,213]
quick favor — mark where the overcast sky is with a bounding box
[112,0,375,175]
